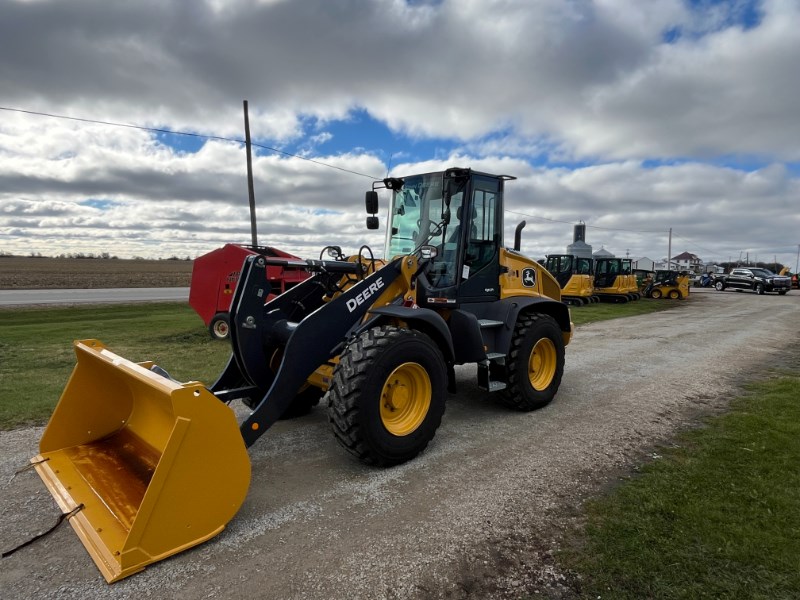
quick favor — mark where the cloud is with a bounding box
[2,0,796,160]
[1,0,799,268]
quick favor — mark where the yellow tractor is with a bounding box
[27,168,573,582]
[633,268,655,294]
[643,270,690,299]
[545,254,598,305]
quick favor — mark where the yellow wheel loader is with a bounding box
[544,254,598,305]
[25,168,573,582]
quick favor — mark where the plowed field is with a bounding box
[0,256,192,289]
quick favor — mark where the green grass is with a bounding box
[0,298,682,429]
[562,375,800,599]
[568,297,678,326]
[0,304,230,429]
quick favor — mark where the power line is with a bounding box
[5,105,792,260]
[671,233,724,258]
[0,105,382,180]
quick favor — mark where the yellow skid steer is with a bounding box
[26,168,573,582]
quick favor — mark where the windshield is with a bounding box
[546,256,573,274]
[576,258,592,274]
[385,172,464,259]
[750,269,774,277]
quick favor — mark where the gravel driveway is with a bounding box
[2,290,798,599]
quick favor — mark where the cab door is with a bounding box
[456,175,502,303]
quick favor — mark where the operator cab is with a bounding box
[374,168,515,307]
[545,255,593,288]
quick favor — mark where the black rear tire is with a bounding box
[497,313,565,411]
[326,326,447,466]
[715,281,725,291]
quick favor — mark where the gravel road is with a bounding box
[1,290,798,599]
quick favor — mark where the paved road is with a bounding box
[0,287,190,306]
[1,291,798,599]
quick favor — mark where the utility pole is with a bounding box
[243,100,258,247]
[667,228,672,270]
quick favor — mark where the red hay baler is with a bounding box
[189,244,310,339]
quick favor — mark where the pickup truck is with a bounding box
[713,268,791,295]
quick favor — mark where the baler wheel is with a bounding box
[209,313,230,340]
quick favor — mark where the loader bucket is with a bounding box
[31,340,251,583]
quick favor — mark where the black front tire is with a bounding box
[326,326,447,467]
[498,313,565,411]
[756,283,765,295]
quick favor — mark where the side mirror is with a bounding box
[365,191,378,215]
[365,191,379,230]
[419,245,438,260]
[326,246,343,259]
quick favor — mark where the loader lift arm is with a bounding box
[212,254,404,447]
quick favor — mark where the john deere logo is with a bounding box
[346,277,385,312]
[522,268,536,287]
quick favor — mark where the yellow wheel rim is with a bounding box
[528,338,557,391]
[380,362,431,436]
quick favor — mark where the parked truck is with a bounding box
[713,267,791,295]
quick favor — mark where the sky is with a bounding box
[1,0,799,270]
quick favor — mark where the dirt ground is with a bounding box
[0,256,192,289]
[0,289,798,599]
